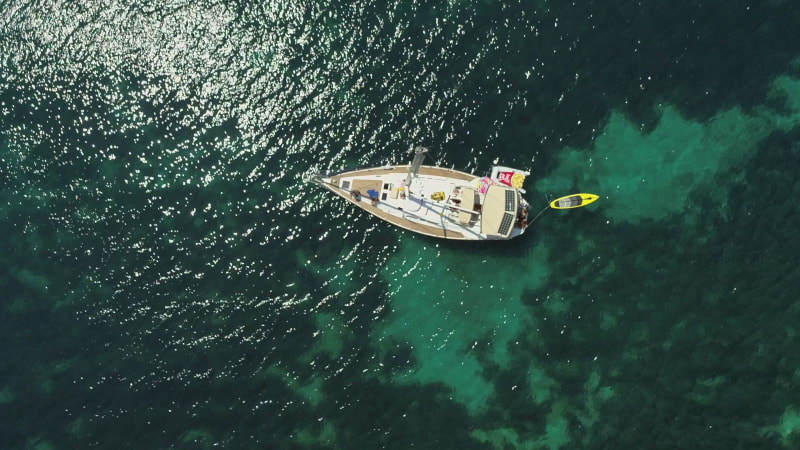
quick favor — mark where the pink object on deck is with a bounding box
[477,176,494,194]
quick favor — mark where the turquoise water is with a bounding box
[2,0,800,448]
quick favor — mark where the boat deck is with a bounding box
[345,194,465,239]
[349,179,382,194]
[322,165,477,239]
[318,164,527,240]
[329,165,475,187]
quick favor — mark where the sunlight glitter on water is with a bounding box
[5,0,800,447]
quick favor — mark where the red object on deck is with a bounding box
[496,171,515,187]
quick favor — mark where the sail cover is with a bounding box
[406,147,428,187]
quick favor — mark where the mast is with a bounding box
[406,146,428,189]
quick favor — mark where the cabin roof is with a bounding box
[481,185,517,237]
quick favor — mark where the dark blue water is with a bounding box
[2,0,800,448]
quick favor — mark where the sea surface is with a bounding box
[2,0,800,448]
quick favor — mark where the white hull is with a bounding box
[315,164,530,241]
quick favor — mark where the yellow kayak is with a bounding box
[550,193,599,209]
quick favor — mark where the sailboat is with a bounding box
[313,147,531,240]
